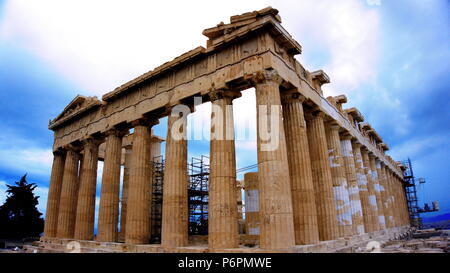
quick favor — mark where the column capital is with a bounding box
[81,136,104,147]
[245,69,283,85]
[351,139,362,148]
[63,143,83,153]
[325,120,340,131]
[130,118,158,128]
[304,108,326,121]
[340,131,354,141]
[52,148,66,157]
[208,88,241,102]
[163,103,195,116]
[280,89,306,105]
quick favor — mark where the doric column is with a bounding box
[384,166,395,228]
[208,89,241,249]
[325,121,352,237]
[44,150,66,238]
[384,168,393,227]
[161,108,189,248]
[352,142,374,233]
[369,154,386,230]
[56,147,80,238]
[390,172,400,227]
[375,160,389,230]
[386,169,398,227]
[97,129,126,242]
[379,163,394,228]
[341,135,365,235]
[126,120,155,244]
[361,148,380,231]
[74,138,100,240]
[399,180,410,226]
[253,70,295,249]
[118,145,132,242]
[281,91,319,245]
[306,110,338,241]
[393,177,404,227]
[244,172,260,235]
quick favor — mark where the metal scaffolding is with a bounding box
[402,158,438,229]
[149,155,210,241]
[150,155,164,243]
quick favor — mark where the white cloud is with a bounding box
[388,135,448,161]
[0,147,53,177]
[0,1,384,174]
[273,0,381,96]
[0,0,270,94]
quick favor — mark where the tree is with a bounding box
[0,174,44,239]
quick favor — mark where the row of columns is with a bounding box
[44,70,410,249]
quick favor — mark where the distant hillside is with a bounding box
[422,213,450,223]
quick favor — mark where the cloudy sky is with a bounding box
[0,0,448,223]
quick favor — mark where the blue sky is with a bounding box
[0,0,448,222]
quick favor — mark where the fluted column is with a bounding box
[352,142,374,233]
[384,168,393,227]
[253,70,295,249]
[393,177,403,226]
[74,138,100,240]
[306,110,338,241]
[341,136,365,235]
[281,91,319,245]
[361,148,380,231]
[386,170,398,227]
[56,148,80,238]
[118,145,132,242]
[97,129,126,242]
[126,120,154,244]
[384,166,395,228]
[161,109,189,248]
[369,154,386,230]
[399,180,410,226]
[325,121,352,237]
[391,173,400,227]
[208,90,240,249]
[44,150,66,238]
[375,160,389,230]
[379,163,394,228]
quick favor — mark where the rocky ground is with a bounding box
[378,229,449,253]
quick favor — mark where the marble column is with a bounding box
[244,172,260,235]
[384,166,395,228]
[352,142,374,233]
[369,154,386,230]
[400,180,410,226]
[386,170,398,227]
[118,145,132,242]
[44,150,66,238]
[161,110,189,248]
[74,138,100,240]
[379,163,394,228]
[325,121,352,237]
[281,91,319,245]
[401,181,410,226]
[375,159,389,230]
[341,135,365,235]
[208,90,240,249]
[56,148,80,238]
[97,129,125,242]
[361,148,380,231]
[306,110,338,241]
[254,70,295,249]
[391,173,401,227]
[126,120,154,244]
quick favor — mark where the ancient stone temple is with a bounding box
[38,7,411,253]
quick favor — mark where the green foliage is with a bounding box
[0,174,44,239]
